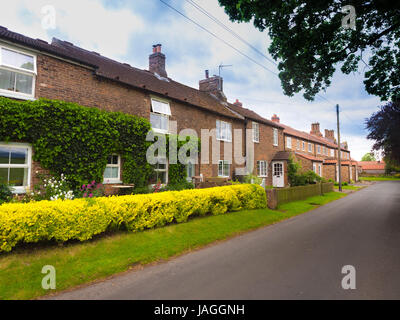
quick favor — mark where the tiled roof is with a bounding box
[272,151,291,160]
[226,103,284,129]
[358,161,385,170]
[295,152,323,162]
[279,122,348,151]
[0,26,242,121]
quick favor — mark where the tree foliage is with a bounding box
[366,101,400,164]
[361,152,376,161]
[218,0,400,101]
[0,97,152,189]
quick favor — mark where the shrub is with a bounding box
[0,184,267,252]
[0,184,12,205]
[0,97,152,189]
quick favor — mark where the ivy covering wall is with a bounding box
[0,97,152,188]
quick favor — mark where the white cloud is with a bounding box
[0,0,381,159]
[0,0,144,59]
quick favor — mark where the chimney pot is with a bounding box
[271,114,280,123]
[205,70,209,79]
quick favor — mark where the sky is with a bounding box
[0,0,384,160]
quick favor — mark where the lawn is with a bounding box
[0,191,346,300]
[360,176,400,181]
[334,185,363,191]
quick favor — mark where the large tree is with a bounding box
[218,0,400,101]
[361,152,376,161]
[365,102,400,164]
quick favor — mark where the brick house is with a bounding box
[358,161,385,176]
[270,115,358,183]
[0,25,357,193]
[227,100,288,187]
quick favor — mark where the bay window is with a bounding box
[0,143,31,193]
[0,46,36,99]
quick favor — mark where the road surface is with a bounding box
[48,181,400,299]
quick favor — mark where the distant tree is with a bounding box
[366,101,400,164]
[218,0,400,101]
[361,153,376,161]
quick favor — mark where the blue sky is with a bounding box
[0,0,384,160]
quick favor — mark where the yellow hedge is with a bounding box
[0,184,266,252]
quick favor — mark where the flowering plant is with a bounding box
[78,181,105,198]
[152,181,163,193]
[23,173,74,202]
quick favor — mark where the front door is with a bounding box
[272,161,284,187]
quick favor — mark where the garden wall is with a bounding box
[266,182,334,209]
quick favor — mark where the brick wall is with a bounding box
[32,53,247,187]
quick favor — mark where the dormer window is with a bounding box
[0,46,36,100]
[150,98,171,133]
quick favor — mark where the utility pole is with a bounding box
[336,104,342,192]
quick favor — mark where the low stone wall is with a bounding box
[266,182,334,209]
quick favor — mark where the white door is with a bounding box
[272,161,284,187]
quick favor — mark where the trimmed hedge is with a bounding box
[0,184,266,252]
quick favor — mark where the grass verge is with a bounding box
[360,176,400,181]
[334,185,363,191]
[0,191,346,300]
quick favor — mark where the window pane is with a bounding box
[10,148,27,165]
[104,167,118,179]
[15,73,33,94]
[0,168,8,184]
[9,168,27,186]
[150,113,161,129]
[2,48,34,71]
[0,68,16,91]
[0,147,10,164]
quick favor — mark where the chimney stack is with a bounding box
[149,44,167,78]
[199,72,227,101]
[310,122,322,137]
[271,114,280,123]
[324,129,336,142]
[233,99,242,107]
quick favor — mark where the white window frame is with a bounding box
[103,154,122,184]
[186,161,195,182]
[252,122,259,143]
[150,97,171,134]
[218,160,230,177]
[287,136,292,149]
[216,120,232,142]
[302,141,305,151]
[0,142,32,194]
[257,160,267,177]
[317,145,321,154]
[0,44,36,100]
[330,149,335,157]
[308,143,312,153]
[273,128,278,146]
[152,157,168,185]
[318,163,322,176]
[297,139,300,150]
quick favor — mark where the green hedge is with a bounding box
[0,97,152,188]
[0,184,267,252]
